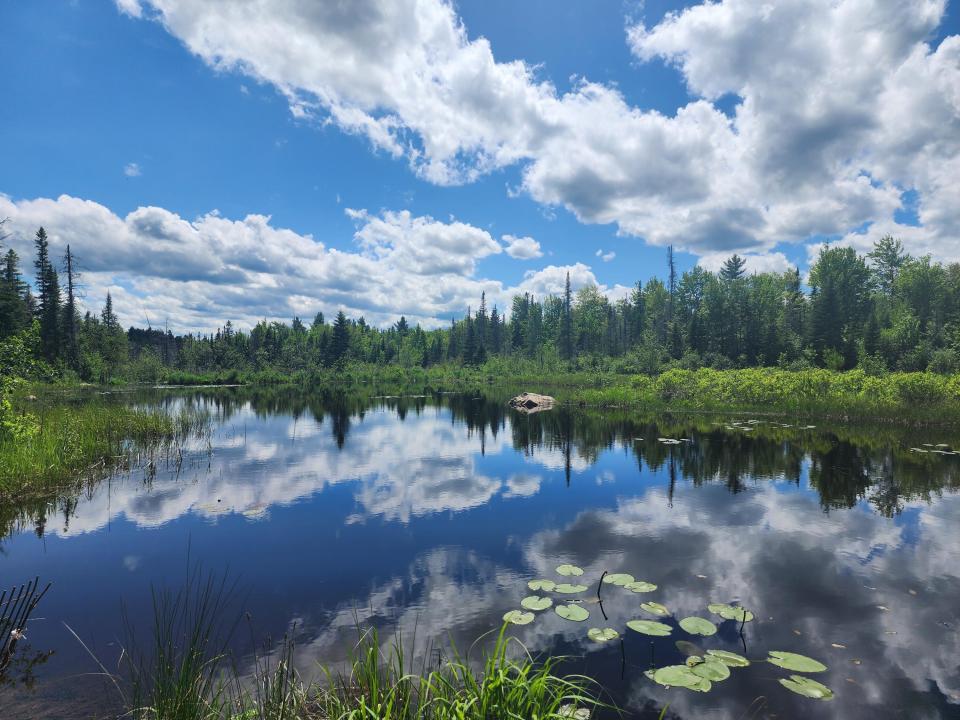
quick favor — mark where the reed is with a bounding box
[103,568,602,720]
[0,398,209,500]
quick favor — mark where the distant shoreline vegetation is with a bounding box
[4,226,960,426]
[3,229,960,385]
[153,363,960,423]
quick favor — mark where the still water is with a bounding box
[2,387,959,719]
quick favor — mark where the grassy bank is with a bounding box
[97,571,602,720]
[0,390,206,501]
[157,361,960,424]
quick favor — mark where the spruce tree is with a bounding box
[720,254,747,281]
[34,227,61,361]
[331,310,350,363]
[0,249,29,338]
[560,272,573,360]
[62,245,80,369]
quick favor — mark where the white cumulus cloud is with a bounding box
[0,193,622,332]
[116,0,959,262]
[502,234,542,259]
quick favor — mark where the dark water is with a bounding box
[2,388,960,719]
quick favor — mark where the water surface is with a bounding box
[2,388,959,719]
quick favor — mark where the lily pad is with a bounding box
[707,603,754,622]
[555,604,590,622]
[625,581,658,593]
[705,649,750,668]
[558,706,590,720]
[556,564,584,577]
[641,601,669,616]
[690,660,730,682]
[554,583,589,594]
[767,651,827,673]
[521,595,553,611]
[779,675,834,700]
[651,665,712,692]
[503,610,535,626]
[602,573,635,586]
[528,579,556,592]
[626,619,672,636]
[587,627,619,642]
[679,616,717,636]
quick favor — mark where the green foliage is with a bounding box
[0,377,39,443]
[6,223,960,384]
[0,396,206,499]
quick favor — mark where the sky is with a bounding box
[0,0,958,333]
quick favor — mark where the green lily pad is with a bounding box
[555,604,590,622]
[556,564,584,577]
[675,640,704,657]
[503,610,534,626]
[520,595,553,611]
[705,649,750,667]
[641,601,669,616]
[679,616,717,636]
[626,619,672,636]
[779,675,834,700]
[625,581,658,593]
[685,655,703,667]
[602,573,635,586]
[554,583,589,594]
[587,627,619,642]
[767,651,827,673]
[527,579,556,592]
[707,603,754,622]
[690,660,730,682]
[651,665,712,692]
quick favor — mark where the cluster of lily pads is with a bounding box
[910,443,957,456]
[503,565,834,701]
[721,419,817,432]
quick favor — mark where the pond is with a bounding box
[2,387,959,719]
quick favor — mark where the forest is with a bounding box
[2,222,960,383]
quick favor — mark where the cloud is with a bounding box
[0,193,621,332]
[595,249,615,262]
[113,0,142,18]
[502,234,542,259]
[123,162,141,177]
[118,0,959,261]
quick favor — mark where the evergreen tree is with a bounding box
[559,272,574,360]
[0,249,29,338]
[34,227,61,361]
[61,245,80,369]
[331,310,350,364]
[720,254,747,281]
[463,311,476,365]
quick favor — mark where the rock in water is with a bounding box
[508,392,556,413]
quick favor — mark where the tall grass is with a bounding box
[106,571,603,720]
[0,399,208,501]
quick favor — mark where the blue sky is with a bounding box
[1,0,957,331]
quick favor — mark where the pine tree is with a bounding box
[61,245,80,369]
[0,249,29,338]
[560,272,574,360]
[720,254,747,281]
[332,310,350,364]
[463,310,476,365]
[34,227,61,361]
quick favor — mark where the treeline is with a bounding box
[3,222,960,382]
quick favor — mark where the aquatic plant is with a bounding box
[513,565,836,704]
